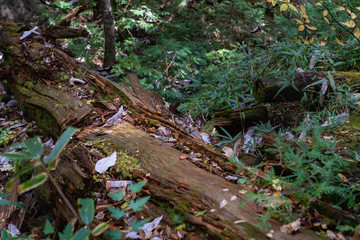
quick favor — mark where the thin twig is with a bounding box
[319,2,360,43]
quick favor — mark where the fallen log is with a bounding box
[253,71,360,103]
[0,22,330,239]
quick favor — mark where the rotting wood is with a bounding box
[0,22,334,239]
[253,71,360,103]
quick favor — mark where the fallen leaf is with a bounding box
[230,195,237,201]
[95,152,117,174]
[280,219,301,233]
[219,199,227,209]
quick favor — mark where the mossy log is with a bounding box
[253,71,360,103]
[0,22,329,239]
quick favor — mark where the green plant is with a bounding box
[0,128,151,239]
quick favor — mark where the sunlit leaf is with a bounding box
[338,173,348,183]
[323,10,328,17]
[17,172,48,194]
[92,222,109,236]
[306,25,317,30]
[294,19,303,25]
[323,17,330,24]
[337,6,345,11]
[315,1,323,6]
[336,38,344,45]
[341,20,355,28]
[280,4,288,11]
[354,28,360,39]
[303,40,310,45]
[288,4,297,12]
[356,7,360,11]
[318,41,326,46]
[78,198,94,225]
[298,25,305,31]
[43,127,78,164]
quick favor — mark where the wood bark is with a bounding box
[0,22,336,239]
[99,0,116,68]
[253,71,360,103]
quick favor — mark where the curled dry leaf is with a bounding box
[280,219,301,234]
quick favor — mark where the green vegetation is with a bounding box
[2,0,360,237]
[0,128,150,239]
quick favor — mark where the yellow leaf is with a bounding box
[316,1,323,6]
[341,20,356,28]
[298,25,305,31]
[300,5,308,18]
[318,41,326,46]
[306,25,317,30]
[305,18,310,23]
[303,40,310,45]
[337,6,345,11]
[323,10,328,17]
[280,3,288,11]
[331,26,336,30]
[354,27,360,39]
[338,173,348,183]
[272,0,277,6]
[350,12,357,19]
[294,19,303,24]
[266,0,272,2]
[324,36,328,40]
[288,4,298,12]
[336,38,344,45]
[356,7,360,11]
[323,16,330,24]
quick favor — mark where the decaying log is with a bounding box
[207,106,269,136]
[0,22,342,239]
[253,71,360,103]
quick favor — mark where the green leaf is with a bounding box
[78,198,94,225]
[0,193,11,198]
[107,207,125,220]
[23,137,43,159]
[91,222,109,236]
[17,172,48,194]
[43,127,78,164]
[5,161,39,190]
[0,151,33,161]
[104,230,122,240]
[44,219,55,235]
[69,228,90,240]
[128,181,147,193]
[0,199,28,211]
[1,230,10,240]
[130,218,150,232]
[58,222,73,240]
[108,190,125,201]
[128,196,150,212]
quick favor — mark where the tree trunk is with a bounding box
[253,71,360,103]
[0,22,333,239]
[99,0,116,68]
